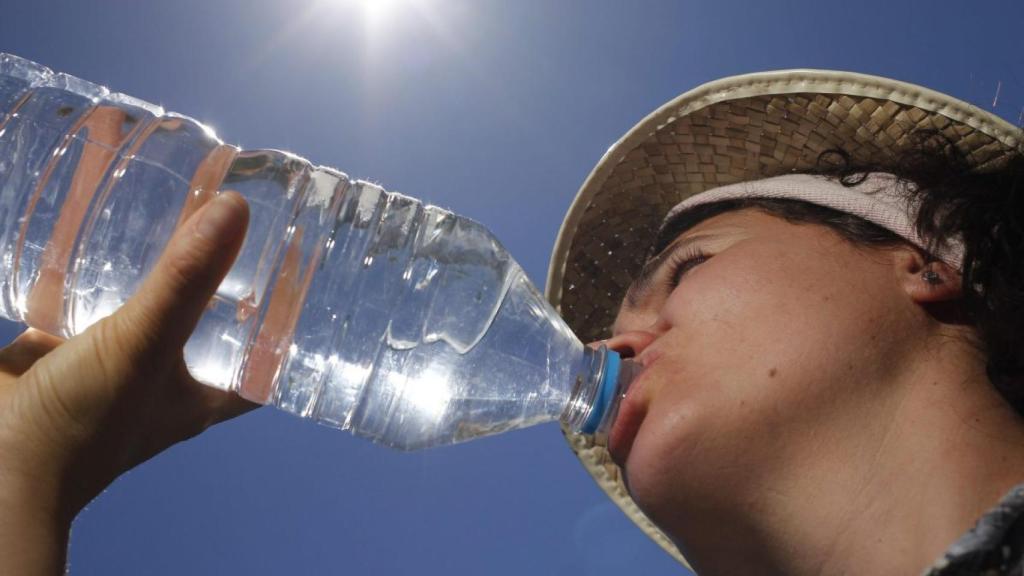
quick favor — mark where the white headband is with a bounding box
[663,173,965,270]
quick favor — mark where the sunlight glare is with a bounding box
[358,0,406,28]
[393,365,452,423]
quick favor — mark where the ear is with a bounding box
[891,247,962,304]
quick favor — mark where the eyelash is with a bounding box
[664,247,710,288]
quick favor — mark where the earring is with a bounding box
[922,270,942,285]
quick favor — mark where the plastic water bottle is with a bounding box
[0,53,633,449]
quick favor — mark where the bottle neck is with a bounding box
[562,345,616,433]
[561,345,642,436]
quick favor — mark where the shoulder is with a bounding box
[924,484,1024,576]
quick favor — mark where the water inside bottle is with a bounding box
[0,53,589,450]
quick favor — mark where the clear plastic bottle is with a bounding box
[0,53,632,449]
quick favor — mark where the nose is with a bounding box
[601,330,658,360]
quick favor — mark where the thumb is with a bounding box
[117,191,249,349]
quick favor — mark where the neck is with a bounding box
[683,340,1024,576]
[817,376,1024,574]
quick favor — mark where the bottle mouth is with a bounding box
[562,346,639,435]
[591,356,640,436]
[581,351,619,433]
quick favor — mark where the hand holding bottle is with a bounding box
[0,192,255,574]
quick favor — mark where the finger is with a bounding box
[172,359,261,431]
[0,329,65,376]
[197,385,262,428]
[116,191,249,350]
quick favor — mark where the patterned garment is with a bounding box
[925,484,1024,575]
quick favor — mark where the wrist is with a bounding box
[0,469,72,575]
[0,431,81,525]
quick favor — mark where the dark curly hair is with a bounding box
[651,131,1024,413]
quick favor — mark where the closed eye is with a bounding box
[664,246,710,288]
[626,234,722,306]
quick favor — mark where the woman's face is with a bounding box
[608,207,924,535]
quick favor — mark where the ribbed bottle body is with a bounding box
[0,53,595,450]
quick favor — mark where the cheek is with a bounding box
[660,242,892,383]
[623,246,902,512]
[622,352,775,518]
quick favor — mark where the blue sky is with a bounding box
[2,0,1022,574]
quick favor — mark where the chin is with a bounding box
[621,412,700,525]
[623,455,690,544]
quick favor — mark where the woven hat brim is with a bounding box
[545,69,1021,568]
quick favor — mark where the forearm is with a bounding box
[0,476,71,575]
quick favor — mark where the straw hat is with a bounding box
[545,69,1022,567]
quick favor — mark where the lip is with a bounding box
[607,353,658,467]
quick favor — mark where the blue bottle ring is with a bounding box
[582,351,620,434]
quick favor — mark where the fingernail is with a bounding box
[196,193,245,243]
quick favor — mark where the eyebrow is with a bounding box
[626,232,718,305]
